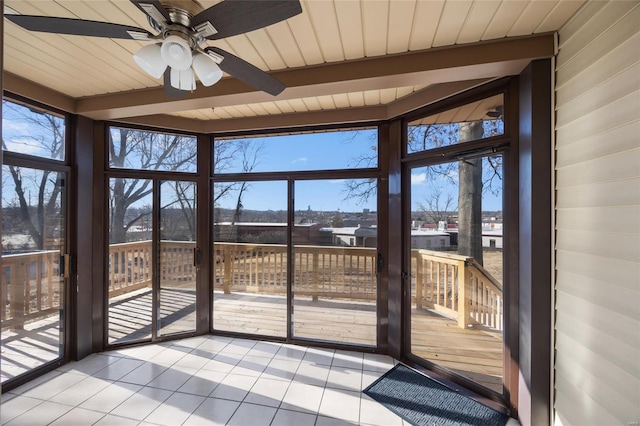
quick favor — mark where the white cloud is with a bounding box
[2,118,30,134]
[411,173,426,185]
[3,138,44,155]
[292,157,308,164]
[329,179,345,184]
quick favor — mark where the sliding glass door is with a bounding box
[106,125,200,345]
[1,99,69,385]
[404,94,507,395]
[1,166,68,383]
[107,179,199,343]
[407,157,504,394]
[158,180,197,336]
[292,179,378,346]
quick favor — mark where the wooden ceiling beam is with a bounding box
[4,34,553,124]
[73,34,553,120]
[117,78,498,133]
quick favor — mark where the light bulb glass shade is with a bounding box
[161,35,192,71]
[170,67,196,91]
[192,53,223,87]
[133,43,166,78]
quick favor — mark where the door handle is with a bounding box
[60,254,70,279]
[193,247,202,267]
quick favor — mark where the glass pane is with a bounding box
[159,181,197,336]
[407,95,504,154]
[1,166,65,383]
[2,99,66,160]
[214,128,378,174]
[213,181,288,337]
[292,179,377,346]
[107,178,153,344]
[409,151,504,394]
[109,127,197,173]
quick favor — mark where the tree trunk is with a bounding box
[111,177,127,244]
[229,182,248,242]
[458,121,484,265]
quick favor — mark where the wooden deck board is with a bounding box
[3,290,503,394]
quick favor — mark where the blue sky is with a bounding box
[215,130,502,213]
[218,129,378,174]
[3,100,501,214]
[215,129,379,212]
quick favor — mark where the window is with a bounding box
[407,94,504,155]
[2,99,66,161]
[109,126,197,172]
[1,98,69,385]
[214,128,378,174]
[211,127,380,347]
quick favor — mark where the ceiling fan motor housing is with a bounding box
[161,34,193,70]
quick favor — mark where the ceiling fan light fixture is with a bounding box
[133,43,166,78]
[192,53,223,87]
[170,67,196,91]
[161,35,193,70]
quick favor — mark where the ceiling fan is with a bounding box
[5,0,302,97]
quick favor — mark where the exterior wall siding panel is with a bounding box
[554,1,640,425]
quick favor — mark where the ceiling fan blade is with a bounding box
[192,0,302,40]
[205,47,285,96]
[129,0,171,26]
[163,70,188,98]
[5,15,153,40]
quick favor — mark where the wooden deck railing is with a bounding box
[108,241,153,297]
[213,243,377,300]
[411,249,503,331]
[1,250,61,329]
[2,241,502,331]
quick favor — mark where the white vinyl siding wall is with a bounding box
[554,1,640,425]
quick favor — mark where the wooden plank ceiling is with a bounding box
[3,0,585,130]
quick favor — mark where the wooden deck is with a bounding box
[3,291,502,393]
[0,315,61,383]
[411,308,503,393]
[213,292,377,346]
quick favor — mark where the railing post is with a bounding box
[10,261,27,330]
[457,259,471,329]
[223,247,232,294]
[414,251,423,309]
[312,250,319,302]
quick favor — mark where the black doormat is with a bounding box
[363,364,508,426]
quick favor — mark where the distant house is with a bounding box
[410,229,451,250]
[214,222,323,245]
[319,225,378,247]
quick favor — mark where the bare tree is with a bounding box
[224,140,264,242]
[2,100,65,250]
[109,127,197,243]
[344,117,503,265]
[418,190,455,224]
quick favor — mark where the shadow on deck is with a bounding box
[2,290,503,393]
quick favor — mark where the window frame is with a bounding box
[398,78,517,405]
[210,123,385,350]
[105,122,200,175]
[0,93,73,390]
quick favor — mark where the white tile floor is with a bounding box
[1,336,409,426]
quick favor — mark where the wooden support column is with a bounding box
[517,59,552,426]
[74,115,102,359]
